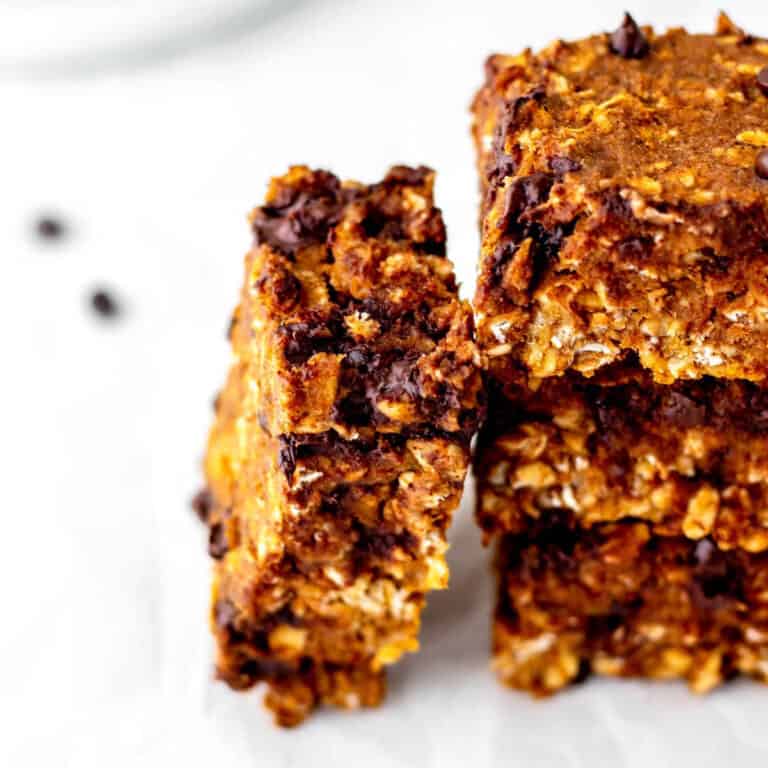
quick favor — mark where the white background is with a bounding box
[1,1,767,766]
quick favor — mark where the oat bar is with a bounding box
[472,15,768,385]
[199,166,480,725]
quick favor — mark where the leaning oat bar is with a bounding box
[493,515,768,695]
[199,166,480,726]
[472,14,768,386]
[476,359,768,552]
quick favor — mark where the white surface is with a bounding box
[1,1,767,766]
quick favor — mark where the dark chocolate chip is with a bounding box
[89,289,120,319]
[208,522,229,559]
[756,148,768,180]
[610,13,649,59]
[500,173,555,228]
[252,170,345,256]
[757,67,768,96]
[191,487,213,523]
[549,156,582,175]
[36,216,66,240]
[487,86,545,184]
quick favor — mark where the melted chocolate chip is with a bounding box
[487,86,546,183]
[208,522,229,559]
[493,172,575,293]
[252,170,345,256]
[756,149,768,180]
[191,487,213,523]
[758,67,768,97]
[500,173,555,228]
[89,289,120,319]
[36,216,65,240]
[610,13,650,60]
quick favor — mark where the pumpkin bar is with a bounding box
[472,13,768,387]
[476,359,768,552]
[493,514,768,695]
[198,166,481,726]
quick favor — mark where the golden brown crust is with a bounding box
[476,361,768,552]
[493,517,768,695]
[201,166,480,725]
[472,17,768,384]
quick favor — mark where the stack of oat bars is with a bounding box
[471,15,768,694]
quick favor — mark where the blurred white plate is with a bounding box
[0,0,284,73]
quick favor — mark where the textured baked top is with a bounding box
[473,15,768,383]
[237,165,481,439]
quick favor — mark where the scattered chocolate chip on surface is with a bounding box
[756,149,768,180]
[89,289,121,319]
[610,13,649,59]
[35,215,66,240]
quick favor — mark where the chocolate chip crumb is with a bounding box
[35,216,66,240]
[756,149,768,180]
[89,289,120,319]
[758,67,768,97]
[610,13,649,59]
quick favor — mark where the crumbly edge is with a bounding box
[492,517,768,695]
[475,364,768,552]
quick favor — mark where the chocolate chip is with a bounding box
[89,289,120,319]
[500,173,555,228]
[756,148,768,180]
[757,67,768,96]
[252,170,345,256]
[208,522,229,559]
[35,216,66,240]
[610,13,649,59]
[487,86,545,184]
[191,487,213,523]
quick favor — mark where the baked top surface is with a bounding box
[242,164,481,438]
[472,16,768,383]
[480,22,768,208]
